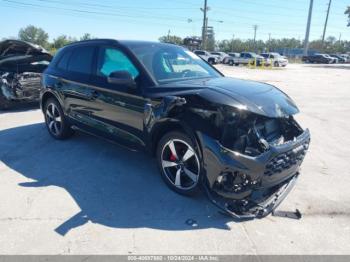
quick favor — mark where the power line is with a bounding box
[35,0,198,10]
[1,0,193,23]
[0,1,195,31]
[1,0,348,42]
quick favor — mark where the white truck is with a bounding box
[230,52,268,66]
[210,52,229,64]
[260,52,288,67]
[193,50,218,64]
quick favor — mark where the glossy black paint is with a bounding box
[0,40,52,109]
[41,39,310,219]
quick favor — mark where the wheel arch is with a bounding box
[40,91,63,113]
[150,119,203,159]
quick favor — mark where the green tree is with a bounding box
[51,35,77,49]
[80,33,95,41]
[159,35,183,45]
[345,6,350,26]
[18,25,49,47]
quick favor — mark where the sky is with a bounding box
[0,0,349,42]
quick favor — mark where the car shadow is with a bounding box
[0,123,233,236]
[305,64,350,70]
[0,102,39,114]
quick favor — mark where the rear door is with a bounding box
[54,45,98,128]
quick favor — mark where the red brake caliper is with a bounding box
[170,153,177,161]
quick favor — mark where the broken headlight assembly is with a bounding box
[201,106,310,219]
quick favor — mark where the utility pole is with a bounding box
[167,30,171,42]
[201,0,209,50]
[231,34,234,51]
[338,33,342,43]
[303,0,314,56]
[268,33,271,42]
[253,25,258,43]
[322,0,332,44]
[253,25,258,51]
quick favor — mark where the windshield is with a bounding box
[128,44,221,84]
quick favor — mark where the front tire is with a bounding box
[44,98,74,139]
[156,131,202,196]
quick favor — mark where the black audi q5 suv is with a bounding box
[41,39,310,219]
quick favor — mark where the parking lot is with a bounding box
[0,63,350,254]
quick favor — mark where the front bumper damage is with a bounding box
[198,129,310,219]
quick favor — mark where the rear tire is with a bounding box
[229,60,234,66]
[274,61,279,67]
[44,98,74,139]
[156,131,202,196]
[0,95,10,110]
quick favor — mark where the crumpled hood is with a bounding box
[0,40,52,73]
[149,77,299,118]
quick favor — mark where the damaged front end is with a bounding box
[0,39,52,108]
[1,72,42,101]
[197,108,310,219]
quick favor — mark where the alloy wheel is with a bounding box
[161,139,200,190]
[46,103,62,136]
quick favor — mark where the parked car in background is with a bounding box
[302,54,333,64]
[193,50,218,64]
[210,51,229,64]
[225,52,240,65]
[0,40,52,110]
[340,54,349,62]
[231,52,268,66]
[330,54,346,63]
[41,39,310,219]
[260,52,288,67]
[323,54,338,64]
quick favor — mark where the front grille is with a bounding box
[264,141,309,176]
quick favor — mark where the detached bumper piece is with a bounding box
[199,128,310,219]
[204,174,299,219]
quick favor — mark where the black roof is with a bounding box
[64,39,180,49]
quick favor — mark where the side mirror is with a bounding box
[107,71,136,88]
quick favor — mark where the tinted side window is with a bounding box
[67,46,95,74]
[195,51,205,55]
[56,50,72,71]
[96,47,139,79]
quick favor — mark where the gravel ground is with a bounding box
[0,63,349,254]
